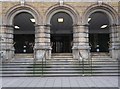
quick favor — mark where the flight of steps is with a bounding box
[2,53,83,77]
[2,53,119,77]
[90,53,118,76]
[41,53,118,76]
[43,53,84,76]
[2,54,34,77]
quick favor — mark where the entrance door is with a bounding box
[50,12,73,53]
[51,34,72,53]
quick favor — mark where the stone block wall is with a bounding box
[0,1,119,61]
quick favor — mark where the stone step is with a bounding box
[92,56,111,57]
[2,69,118,73]
[2,70,119,74]
[42,73,119,76]
[52,55,73,57]
[51,57,73,59]
[2,61,118,65]
[1,74,83,77]
[2,63,118,67]
[2,65,118,76]
[92,58,113,60]
[2,52,118,77]
[91,54,111,58]
[91,52,110,55]
[2,60,117,64]
[52,53,72,56]
[2,73,118,77]
[92,59,114,61]
[47,59,77,62]
[15,54,34,58]
[42,65,118,67]
[2,67,118,70]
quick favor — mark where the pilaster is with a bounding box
[1,25,15,62]
[110,25,120,59]
[72,24,90,60]
[34,24,51,60]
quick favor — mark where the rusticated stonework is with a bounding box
[0,1,120,62]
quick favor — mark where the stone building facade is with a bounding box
[0,0,120,62]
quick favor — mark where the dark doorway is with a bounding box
[50,12,73,53]
[13,12,35,53]
[14,34,34,53]
[51,34,73,53]
[88,12,110,52]
[89,34,109,52]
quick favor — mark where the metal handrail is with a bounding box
[78,49,92,76]
[78,51,85,76]
[41,50,47,76]
[33,50,47,77]
[88,43,92,75]
[88,48,92,75]
[33,52,37,75]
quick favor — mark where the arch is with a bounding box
[44,4,80,25]
[4,4,42,57]
[82,3,118,25]
[82,3,119,59]
[50,12,73,53]
[88,11,110,52]
[44,4,79,54]
[5,4,42,25]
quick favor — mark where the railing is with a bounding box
[88,48,92,76]
[41,50,47,76]
[88,44,92,75]
[78,51,85,76]
[78,49,92,76]
[33,50,47,77]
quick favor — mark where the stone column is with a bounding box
[44,24,52,59]
[72,24,90,60]
[118,25,120,59]
[72,25,79,59]
[1,25,15,62]
[1,25,7,62]
[110,25,120,59]
[34,24,51,61]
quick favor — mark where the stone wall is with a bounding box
[0,1,119,61]
[1,2,118,22]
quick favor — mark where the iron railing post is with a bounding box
[33,51,36,75]
[82,54,84,76]
[41,55,43,77]
[79,52,84,76]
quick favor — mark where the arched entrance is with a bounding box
[83,4,119,59]
[88,11,110,52]
[13,12,35,53]
[50,12,73,53]
[5,5,41,60]
[45,4,79,57]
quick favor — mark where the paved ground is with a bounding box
[1,76,118,88]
